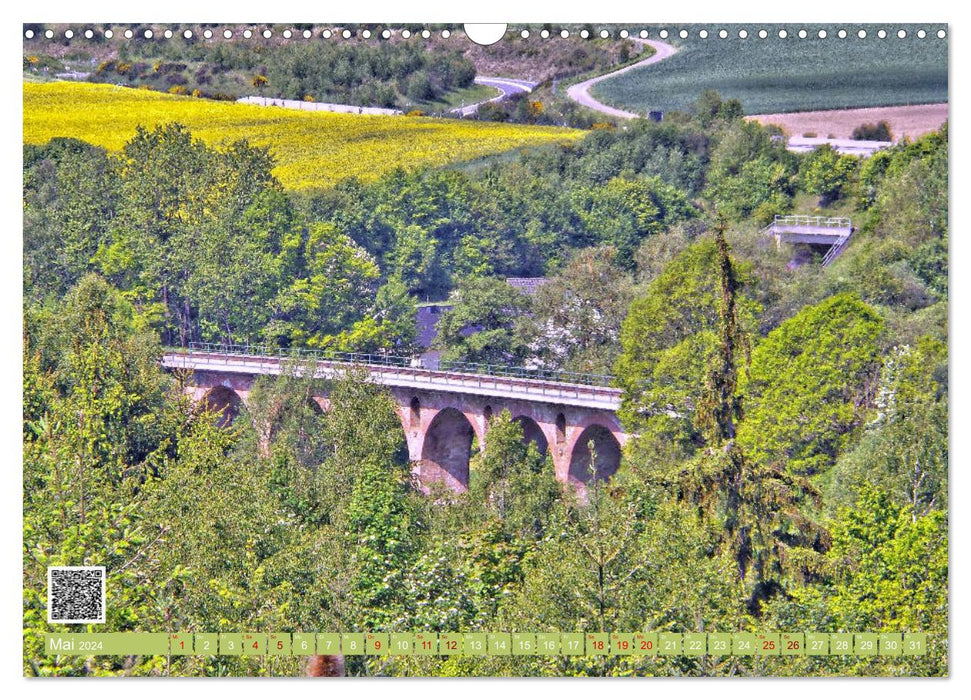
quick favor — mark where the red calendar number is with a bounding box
[641,640,654,650]
[763,640,776,651]
[447,640,458,650]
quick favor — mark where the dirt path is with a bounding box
[566,39,679,119]
[747,103,948,143]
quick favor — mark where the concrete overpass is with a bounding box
[763,215,854,266]
[786,137,892,157]
[162,345,626,492]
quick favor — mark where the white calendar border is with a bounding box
[4,1,962,698]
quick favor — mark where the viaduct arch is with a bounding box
[419,407,478,491]
[513,415,549,456]
[199,385,245,428]
[568,424,622,484]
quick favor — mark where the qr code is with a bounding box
[48,566,106,624]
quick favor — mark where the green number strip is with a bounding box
[43,632,928,657]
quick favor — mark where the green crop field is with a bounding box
[23,82,581,191]
[591,24,948,115]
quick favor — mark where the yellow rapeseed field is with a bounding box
[24,82,583,190]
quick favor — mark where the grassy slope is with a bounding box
[459,34,636,83]
[422,83,498,111]
[591,24,947,115]
[23,81,582,191]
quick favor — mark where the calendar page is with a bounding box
[21,14,949,680]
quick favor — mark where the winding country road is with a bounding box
[566,39,679,119]
[241,39,679,121]
[450,76,538,117]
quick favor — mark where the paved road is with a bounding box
[566,39,679,119]
[450,76,539,117]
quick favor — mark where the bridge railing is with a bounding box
[437,359,613,387]
[771,215,852,229]
[172,342,616,388]
[182,341,415,368]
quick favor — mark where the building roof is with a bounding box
[505,277,549,295]
[415,304,451,349]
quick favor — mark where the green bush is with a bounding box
[852,120,893,141]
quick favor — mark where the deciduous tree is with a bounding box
[738,293,884,477]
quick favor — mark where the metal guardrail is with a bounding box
[171,342,616,388]
[821,233,852,266]
[772,215,852,229]
[182,341,414,369]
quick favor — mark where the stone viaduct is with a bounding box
[162,347,627,492]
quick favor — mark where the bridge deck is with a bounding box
[162,351,622,411]
[768,225,849,244]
